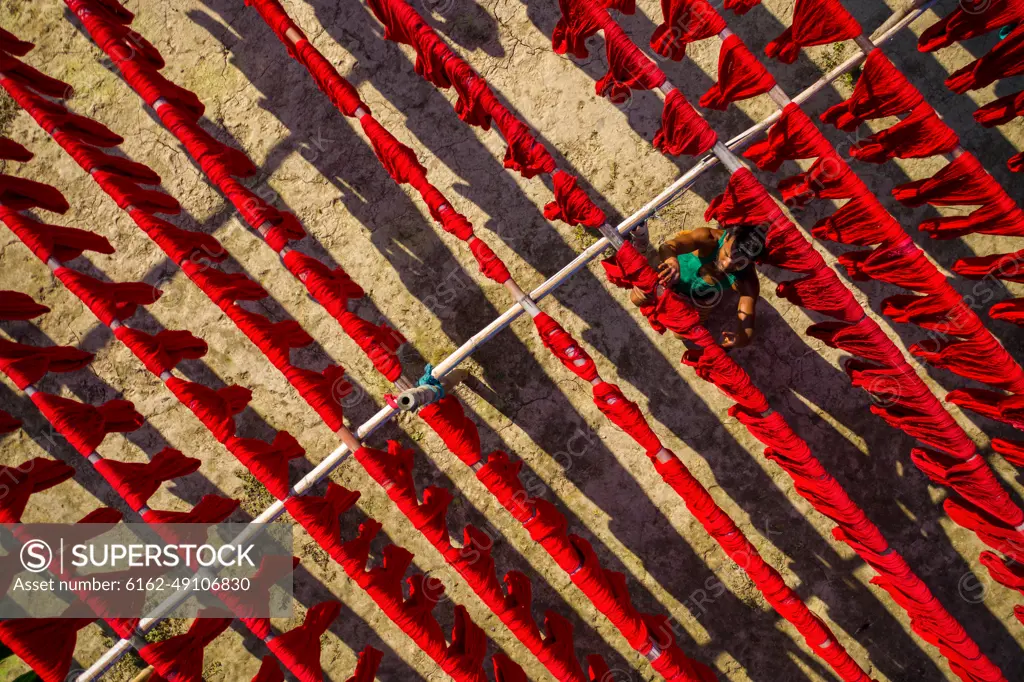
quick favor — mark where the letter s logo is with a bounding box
[20,539,52,573]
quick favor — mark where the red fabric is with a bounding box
[776,270,865,322]
[491,107,557,178]
[919,0,1024,52]
[282,250,364,318]
[226,432,303,499]
[419,395,482,466]
[744,103,832,171]
[360,115,427,186]
[283,364,350,431]
[946,25,1024,92]
[778,152,864,207]
[114,326,208,376]
[882,292,979,337]
[850,105,959,163]
[1009,151,1024,173]
[944,497,1024,564]
[946,388,1024,427]
[0,615,94,682]
[3,82,125,149]
[0,137,31,162]
[0,290,49,319]
[0,457,74,522]
[811,194,903,246]
[0,53,74,100]
[30,392,143,455]
[836,242,948,294]
[63,139,161,184]
[821,49,923,130]
[766,0,861,64]
[596,26,667,102]
[476,451,535,523]
[0,409,20,435]
[228,306,315,369]
[183,263,269,310]
[918,194,1024,239]
[602,240,660,293]
[135,212,227,264]
[763,220,824,273]
[492,653,529,682]
[94,447,200,510]
[166,377,252,443]
[294,38,366,116]
[2,211,114,262]
[0,28,35,56]
[266,601,341,682]
[0,173,70,214]
[953,249,1024,284]
[336,310,406,381]
[805,318,905,366]
[544,171,606,228]
[159,110,255,179]
[724,0,760,14]
[468,237,512,284]
[893,154,1006,208]
[110,56,206,119]
[551,0,605,58]
[346,646,384,682]
[251,656,284,682]
[990,298,1024,326]
[681,346,771,412]
[992,438,1024,468]
[140,613,232,680]
[980,551,1024,595]
[142,495,239,525]
[445,60,491,129]
[592,381,663,455]
[534,312,600,382]
[975,89,1024,127]
[651,0,725,61]
[699,35,776,110]
[284,482,361,561]
[654,88,718,157]
[0,338,92,389]
[705,168,781,227]
[911,448,1024,527]
[54,266,161,325]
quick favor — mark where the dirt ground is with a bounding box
[1,0,1022,679]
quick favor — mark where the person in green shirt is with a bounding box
[631,223,765,348]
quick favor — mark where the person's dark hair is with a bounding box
[725,223,767,270]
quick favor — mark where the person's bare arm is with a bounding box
[722,271,759,348]
[657,228,715,286]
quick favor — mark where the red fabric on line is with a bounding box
[917,195,1024,238]
[681,346,771,412]
[227,306,315,369]
[139,613,232,680]
[468,237,512,283]
[551,0,604,58]
[0,290,49,319]
[944,497,1024,564]
[438,210,475,241]
[778,152,864,207]
[94,448,200,511]
[980,551,1024,595]
[2,82,123,149]
[166,377,252,443]
[705,167,781,227]
[744,103,832,171]
[602,240,660,293]
[534,312,600,382]
[292,39,366,116]
[919,0,1024,52]
[183,263,269,310]
[990,298,1024,326]
[491,107,557,178]
[90,169,180,215]
[360,115,427,186]
[493,653,530,682]
[226,432,303,499]
[159,111,255,179]
[946,25,1024,92]
[868,401,979,459]
[135,212,227,264]
[0,458,74,523]
[592,381,663,455]
[911,448,1024,527]
[282,250,364,317]
[0,53,73,100]
[445,60,491,130]
[646,290,707,340]
[699,35,776,110]
[654,88,718,157]
[975,90,1024,126]
[449,605,489,678]
[811,194,903,246]
[766,0,861,64]
[850,105,959,163]
[266,601,341,682]
[837,242,948,294]
[63,138,161,184]
[114,327,207,375]
[76,11,163,69]
[476,451,535,522]
[54,266,161,325]
[805,318,904,366]
[893,153,1005,208]
[419,395,483,466]
[143,496,239,528]
[0,136,32,161]
[651,0,725,61]
[821,49,923,130]
[0,173,70,214]
[284,482,361,561]
[763,220,823,273]
[724,0,760,13]
[1009,151,1023,173]
[0,338,92,389]
[0,409,20,435]
[347,646,384,682]
[0,615,94,682]
[776,270,865,322]
[946,388,1024,427]
[882,291,981,337]
[596,25,667,102]
[0,27,35,56]
[251,656,284,682]
[111,56,206,119]
[992,439,1024,468]
[30,392,143,455]
[952,249,1024,284]
[544,171,606,228]
[2,210,114,262]
[336,310,406,381]
[283,363,351,431]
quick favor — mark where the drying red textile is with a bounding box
[602,240,658,293]
[0,173,70,214]
[980,551,1024,595]
[2,211,115,262]
[776,270,865,322]
[837,242,948,294]
[158,111,255,179]
[139,613,232,680]
[919,0,1024,52]
[705,167,781,227]
[744,103,832,171]
[681,346,771,412]
[699,35,776,110]
[544,171,606,228]
[489,107,557,178]
[142,494,239,525]
[347,646,384,682]
[591,381,663,455]
[336,310,406,381]
[184,264,268,310]
[290,38,365,116]
[918,195,1024,239]
[910,448,1024,527]
[360,115,427,186]
[763,220,826,274]
[975,89,1024,127]
[0,136,32,162]
[114,327,208,376]
[766,0,861,64]
[0,28,34,56]
[443,60,490,129]
[778,152,864,207]
[251,656,284,682]
[882,292,969,336]
[724,0,760,14]
[811,194,903,246]
[534,312,600,382]
[946,25,1024,92]
[63,139,161,184]
[990,298,1024,326]
[54,267,161,325]
[944,497,1024,564]
[805,318,904,365]
[1010,151,1024,173]
[226,432,303,499]
[166,377,252,442]
[596,26,667,102]
[419,395,482,466]
[30,392,143,455]
[850,105,959,163]
[893,153,1004,208]
[282,250,363,317]
[952,249,1024,284]
[651,0,725,60]
[0,338,92,389]
[0,615,94,682]
[0,52,74,100]
[493,653,530,682]
[285,482,361,560]
[551,0,604,58]
[228,306,315,368]
[821,49,923,130]
[992,438,1024,468]
[945,388,1024,426]
[266,601,341,682]
[476,451,535,522]
[0,457,74,522]
[0,291,49,320]
[0,409,20,435]
[94,447,200,511]
[282,364,350,431]
[468,237,512,284]
[135,213,226,265]
[654,88,718,157]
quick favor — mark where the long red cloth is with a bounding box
[946,25,1024,93]
[821,49,923,130]
[766,0,861,64]
[699,35,776,110]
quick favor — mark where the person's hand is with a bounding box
[721,331,745,349]
[657,259,680,287]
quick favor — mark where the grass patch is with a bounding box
[238,469,275,518]
[0,91,17,138]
